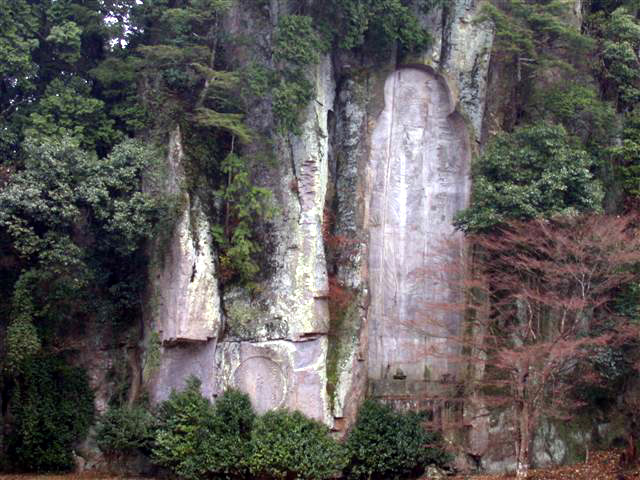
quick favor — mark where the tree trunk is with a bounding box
[516,401,531,480]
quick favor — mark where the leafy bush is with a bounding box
[6,356,94,472]
[96,405,156,455]
[611,111,640,200]
[212,152,274,285]
[270,15,324,133]
[151,379,256,480]
[454,123,603,232]
[531,83,617,150]
[600,7,640,109]
[199,389,256,479]
[274,15,325,66]
[0,137,168,342]
[4,272,41,373]
[249,409,348,480]
[345,400,451,480]
[329,0,437,54]
[151,378,216,480]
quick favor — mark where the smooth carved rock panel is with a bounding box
[215,338,330,422]
[368,68,470,383]
[233,356,286,412]
[149,340,218,403]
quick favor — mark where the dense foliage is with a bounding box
[0,137,166,364]
[100,380,449,480]
[147,380,351,480]
[151,379,256,480]
[249,410,348,480]
[455,123,603,232]
[151,378,220,480]
[458,4,640,476]
[345,399,451,480]
[6,356,94,472]
[326,0,444,54]
[96,405,157,456]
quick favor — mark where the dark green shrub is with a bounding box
[96,405,156,455]
[151,377,216,480]
[329,0,435,54]
[214,388,256,437]
[454,123,603,232]
[249,409,348,480]
[151,379,256,480]
[7,356,94,472]
[198,389,256,479]
[272,75,315,134]
[274,15,325,66]
[271,15,324,133]
[345,400,451,480]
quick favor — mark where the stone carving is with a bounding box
[368,68,470,385]
[215,337,330,422]
[233,356,286,413]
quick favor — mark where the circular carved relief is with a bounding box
[232,356,286,413]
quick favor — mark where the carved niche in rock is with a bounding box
[367,67,470,388]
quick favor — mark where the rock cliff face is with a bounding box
[145,0,494,464]
[367,68,470,386]
[146,127,223,402]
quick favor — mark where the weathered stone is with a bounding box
[214,337,330,423]
[533,420,568,467]
[148,339,218,403]
[251,54,335,340]
[152,199,221,344]
[480,411,517,474]
[424,464,448,479]
[327,74,373,426]
[439,0,494,141]
[149,128,222,345]
[367,67,470,385]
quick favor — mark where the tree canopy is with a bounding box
[455,123,603,232]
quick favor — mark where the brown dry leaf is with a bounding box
[447,450,640,480]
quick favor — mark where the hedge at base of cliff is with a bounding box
[345,399,453,480]
[96,378,452,479]
[248,409,348,480]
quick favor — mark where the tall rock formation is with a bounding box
[367,67,470,388]
[145,0,493,459]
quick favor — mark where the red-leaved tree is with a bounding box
[415,214,640,479]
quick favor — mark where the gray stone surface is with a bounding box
[149,128,222,344]
[367,68,470,384]
[257,54,335,340]
[148,340,218,403]
[215,337,330,422]
[440,0,494,141]
[420,0,494,141]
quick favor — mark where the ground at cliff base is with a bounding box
[0,450,638,480]
[449,450,640,480]
[0,475,146,479]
